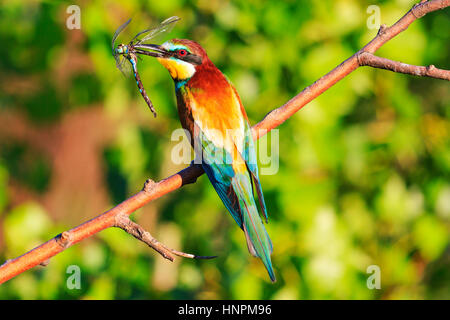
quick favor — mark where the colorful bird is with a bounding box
[138,39,275,282]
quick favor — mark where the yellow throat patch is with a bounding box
[157,57,196,80]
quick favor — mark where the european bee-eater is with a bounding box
[139,39,275,282]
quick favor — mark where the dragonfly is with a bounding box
[112,16,180,117]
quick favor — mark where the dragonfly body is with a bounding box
[115,43,157,116]
[112,17,180,117]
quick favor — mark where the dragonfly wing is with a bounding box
[115,55,132,76]
[133,16,180,44]
[112,18,132,54]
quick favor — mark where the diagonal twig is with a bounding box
[357,52,450,80]
[114,212,217,261]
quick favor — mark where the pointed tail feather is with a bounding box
[243,223,276,282]
[232,175,276,282]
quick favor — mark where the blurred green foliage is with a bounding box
[0,0,449,299]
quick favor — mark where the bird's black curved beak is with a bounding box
[133,44,169,58]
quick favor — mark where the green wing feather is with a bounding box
[196,127,275,282]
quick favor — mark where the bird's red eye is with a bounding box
[178,49,188,57]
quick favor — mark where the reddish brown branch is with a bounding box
[358,52,450,80]
[1,0,449,285]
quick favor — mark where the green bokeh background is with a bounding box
[0,0,449,299]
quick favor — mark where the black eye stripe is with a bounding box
[169,48,202,65]
[183,54,203,65]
